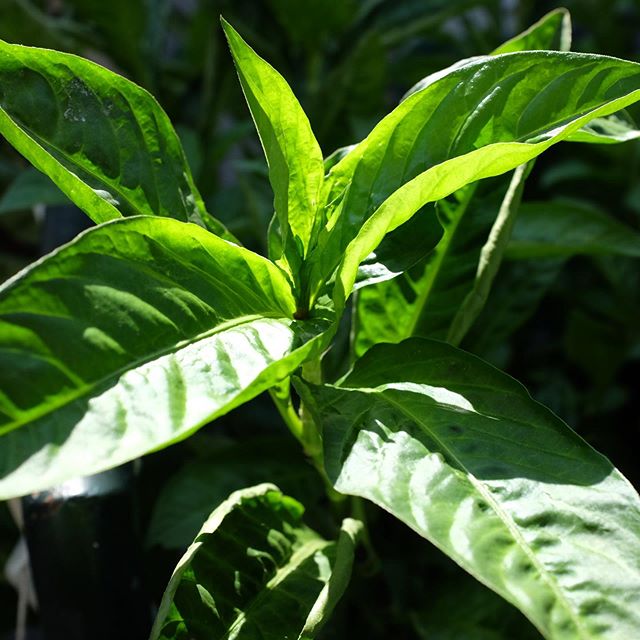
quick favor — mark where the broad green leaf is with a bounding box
[150,483,361,640]
[353,9,575,318]
[0,39,229,237]
[147,436,325,550]
[0,217,330,499]
[308,52,640,306]
[308,8,574,307]
[222,19,324,279]
[299,339,640,639]
[403,9,572,100]
[351,11,636,352]
[506,200,640,259]
[0,167,69,214]
[403,8,572,99]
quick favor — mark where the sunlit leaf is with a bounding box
[150,483,361,640]
[0,39,230,237]
[222,18,324,283]
[300,339,640,640]
[0,217,329,498]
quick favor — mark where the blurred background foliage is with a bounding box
[1,1,639,638]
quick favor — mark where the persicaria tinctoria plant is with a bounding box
[1,8,640,639]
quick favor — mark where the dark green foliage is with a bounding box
[1,4,640,639]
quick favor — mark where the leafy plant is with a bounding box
[1,8,640,639]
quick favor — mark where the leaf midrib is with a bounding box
[2,105,147,219]
[405,184,478,338]
[377,391,593,640]
[0,312,291,437]
[221,537,330,639]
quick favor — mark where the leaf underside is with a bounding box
[151,483,360,640]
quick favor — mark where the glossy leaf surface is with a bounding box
[0,217,329,498]
[150,483,360,640]
[352,11,573,352]
[0,39,228,235]
[310,52,640,304]
[301,339,640,639]
[222,19,324,274]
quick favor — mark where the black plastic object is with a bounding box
[21,465,150,640]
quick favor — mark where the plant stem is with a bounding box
[269,379,346,507]
[269,381,304,442]
[447,161,531,346]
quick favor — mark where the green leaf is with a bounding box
[300,339,640,640]
[506,200,640,259]
[0,217,330,499]
[492,8,571,54]
[222,19,324,279]
[0,39,229,237]
[308,9,575,306]
[309,51,640,306]
[354,203,442,289]
[0,167,69,214]
[565,112,640,144]
[352,10,590,352]
[353,178,518,354]
[147,436,325,550]
[404,8,572,100]
[150,483,361,640]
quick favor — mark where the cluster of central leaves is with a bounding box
[1,8,640,640]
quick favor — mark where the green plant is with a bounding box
[1,8,640,639]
